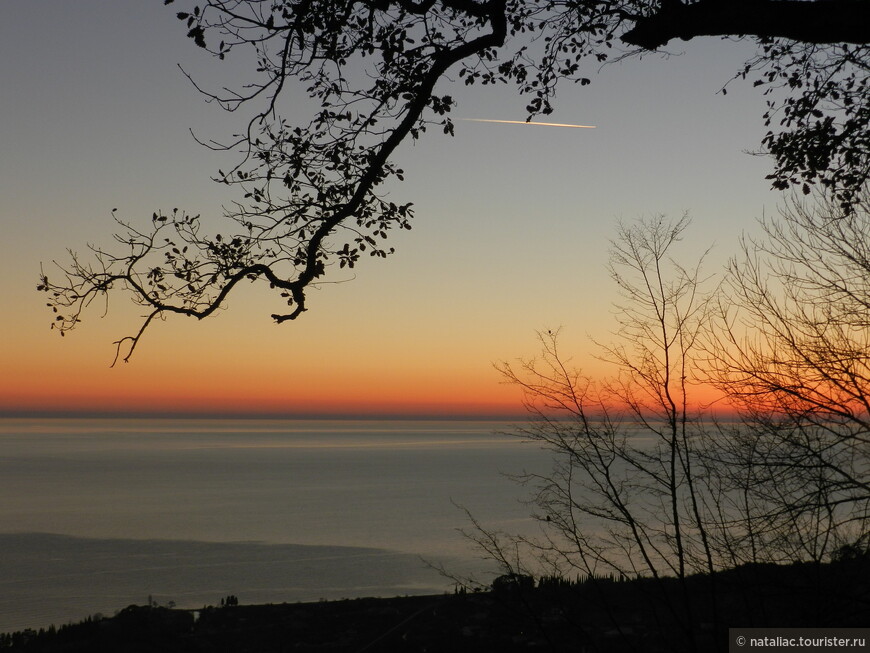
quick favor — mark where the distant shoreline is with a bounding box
[0,532,465,635]
[4,558,868,652]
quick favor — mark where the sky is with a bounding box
[0,2,778,418]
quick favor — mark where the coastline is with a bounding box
[3,558,868,652]
[0,533,470,635]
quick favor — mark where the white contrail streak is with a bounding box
[461,118,596,129]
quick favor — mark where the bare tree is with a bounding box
[708,186,870,563]
[487,215,718,649]
[39,1,870,360]
[461,206,870,647]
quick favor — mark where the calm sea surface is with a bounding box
[0,418,550,632]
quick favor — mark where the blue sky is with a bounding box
[1,2,778,416]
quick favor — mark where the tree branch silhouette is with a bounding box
[42,0,869,359]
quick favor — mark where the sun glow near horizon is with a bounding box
[1,4,775,424]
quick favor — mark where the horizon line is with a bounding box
[0,407,743,422]
[0,408,529,422]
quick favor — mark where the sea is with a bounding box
[0,417,552,633]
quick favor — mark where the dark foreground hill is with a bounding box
[2,558,868,652]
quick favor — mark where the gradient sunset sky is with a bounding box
[1,2,778,418]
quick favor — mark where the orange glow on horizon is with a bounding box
[0,363,527,418]
[1,365,734,419]
[4,311,734,421]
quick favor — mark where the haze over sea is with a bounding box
[0,417,549,633]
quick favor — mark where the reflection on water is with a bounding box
[0,418,544,632]
[0,417,522,449]
[0,533,460,633]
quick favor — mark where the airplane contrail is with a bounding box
[461,118,596,129]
